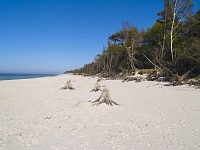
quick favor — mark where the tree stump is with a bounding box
[90,81,101,92]
[60,80,75,90]
[92,87,119,106]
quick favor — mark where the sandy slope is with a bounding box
[0,74,200,150]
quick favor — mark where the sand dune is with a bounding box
[0,74,200,150]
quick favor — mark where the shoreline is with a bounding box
[0,73,59,81]
[0,74,200,149]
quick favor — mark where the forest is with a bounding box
[69,0,200,83]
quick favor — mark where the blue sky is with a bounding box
[0,0,199,74]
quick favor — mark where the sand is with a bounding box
[0,74,200,150]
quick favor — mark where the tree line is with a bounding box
[69,0,200,79]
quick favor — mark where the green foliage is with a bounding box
[177,9,200,75]
[70,5,200,78]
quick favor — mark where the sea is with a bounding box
[0,73,57,81]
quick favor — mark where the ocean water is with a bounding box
[0,73,56,81]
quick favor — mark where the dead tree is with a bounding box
[171,71,190,86]
[60,80,75,90]
[143,54,161,70]
[90,81,101,92]
[168,0,193,61]
[122,75,145,82]
[146,71,160,81]
[186,79,200,87]
[108,22,141,73]
[122,76,136,82]
[92,87,119,106]
[135,76,144,82]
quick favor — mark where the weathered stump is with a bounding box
[90,81,101,92]
[92,87,119,106]
[60,80,75,90]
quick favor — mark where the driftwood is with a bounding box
[146,71,160,81]
[60,80,75,90]
[171,71,190,86]
[90,81,101,92]
[122,75,145,83]
[135,76,144,82]
[122,76,137,82]
[92,87,119,106]
[186,79,200,87]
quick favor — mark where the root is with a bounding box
[92,87,119,106]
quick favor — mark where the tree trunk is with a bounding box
[123,42,136,72]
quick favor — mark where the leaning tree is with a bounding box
[109,22,142,74]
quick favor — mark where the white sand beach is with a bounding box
[0,74,200,150]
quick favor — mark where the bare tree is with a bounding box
[122,25,138,72]
[109,22,141,73]
[169,0,193,61]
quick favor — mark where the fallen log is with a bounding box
[146,70,160,81]
[171,71,190,86]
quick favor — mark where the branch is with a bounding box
[143,54,161,69]
[172,27,183,39]
[175,0,185,14]
[173,20,182,31]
